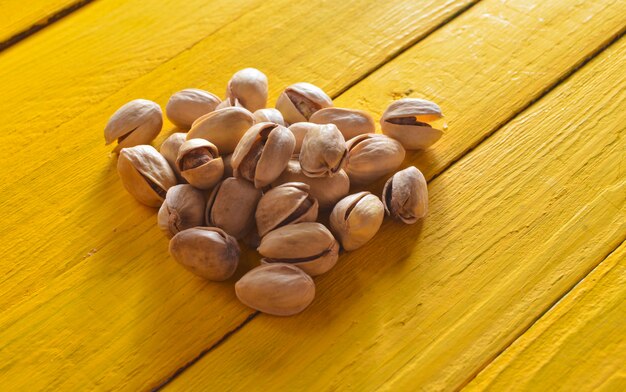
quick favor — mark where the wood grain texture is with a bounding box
[0,0,478,390]
[166,36,626,391]
[466,243,626,391]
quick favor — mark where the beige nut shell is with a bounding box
[380,98,443,150]
[345,133,406,185]
[275,82,333,124]
[255,182,319,237]
[253,108,285,126]
[158,184,206,238]
[330,192,384,250]
[105,99,163,152]
[206,177,262,239]
[299,123,348,177]
[159,132,187,181]
[165,89,220,129]
[382,166,428,224]
[176,138,224,190]
[310,107,375,140]
[187,106,255,154]
[225,68,268,112]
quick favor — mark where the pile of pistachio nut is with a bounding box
[105,68,444,316]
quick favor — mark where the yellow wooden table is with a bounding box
[1,0,624,390]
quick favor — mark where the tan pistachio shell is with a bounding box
[253,108,285,126]
[258,222,339,276]
[273,160,349,210]
[382,166,428,224]
[187,106,255,154]
[225,68,268,112]
[288,122,318,154]
[380,98,443,150]
[176,138,224,190]
[345,133,406,185]
[275,82,333,124]
[310,107,375,140]
[159,132,188,181]
[255,182,319,237]
[231,122,295,188]
[165,89,221,129]
[206,177,262,239]
[169,227,239,281]
[215,97,244,110]
[299,123,348,177]
[117,145,177,207]
[235,263,315,316]
[330,192,384,250]
[158,184,206,238]
[105,99,162,152]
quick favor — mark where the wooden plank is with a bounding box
[165,36,626,391]
[466,242,626,391]
[0,0,478,390]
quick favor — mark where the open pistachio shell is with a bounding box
[158,184,206,238]
[345,133,406,185]
[159,132,188,181]
[310,107,375,140]
[330,192,384,250]
[165,89,221,129]
[176,138,224,190]
[225,68,268,112]
[380,98,444,150]
[187,106,255,154]
[288,122,318,154]
[255,182,318,237]
[253,108,285,126]
[105,99,162,152]
[275,82,332,124]
[206,177,262,239]
[299,123,348,177]
[382,166,428,224]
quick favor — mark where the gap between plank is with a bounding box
[0,0,98,53]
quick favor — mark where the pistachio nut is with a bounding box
[215,97,244,110]
[310,107,375,140]
[330,192,384,250]
[222,154,234,178]
[159,132,187,181]
[169,227,239,281]
[288,122,318,154]
[176,139,224,190]
[104,99,162,152]
[206,177,262,239]
[117,145,177,207]
[255,182,318,237]
[382,166,428,224]
[225,68,268,112]
[231,122,295,188]
[345,133,406,185]
[275,82,332,124]
[235,263,315,316]
[258,222,339,276]
[273,160,349,210]
[187,106,255,154]
[165,89,221,129]
[253,108,285,126]
[158,184,205,238]
[380,98,444,150]
[299,123,348,177]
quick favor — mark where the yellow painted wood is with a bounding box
[466,243,626,391]
[0,0,81,43]
[166,36,626,391]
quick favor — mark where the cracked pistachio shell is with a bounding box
[310,107,375,140]
[300,123,348,177]
[225,68,268,112]
[235,263,315,316]
[169,227,239,281]
[345,133,406,185]
[104,99,163,152]
[288,122,318,154]
[165,89,221,129]
[187,106,255,154]
[258,222,339,276]
[215,97,244,110]
[253,108,285,126]
[206,177,262,239]
[159,132,187,181]
[275,82,333,124]
[255,182,319,237]
[231,122,295,188]
[117,145,177,207]
[382,166,428,224]
[330,192,384,251]
[158,184,205,238]
[380,98,444,150]
[273,160,349,210]
[176,139,224,190]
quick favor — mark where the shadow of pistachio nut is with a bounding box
[215,97,244,110]
[117,145,177,207]
[345,133,406,186]
[330,192,384,251]
[169,227,239,281]
[222,154,234,178]
[206,177,262,239]
[258,222,339,276]
[231,122,295,188]
[158,184,205,238]
[382,166,428,224]
[300,123,348,177]
[273,160,350,210]
[255,182,319,238]
[187,106,255,155]
[159,132,188,182]
[380,98,444,150]
[165,89,221,129]
[310,107,375,140]
[275,82,333,124]
[104,99,162,153]
[176,139,224,190]
[235,263,315,316]
[225,68,268,112]
[253,108,285,126]
[288,122,318,154]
